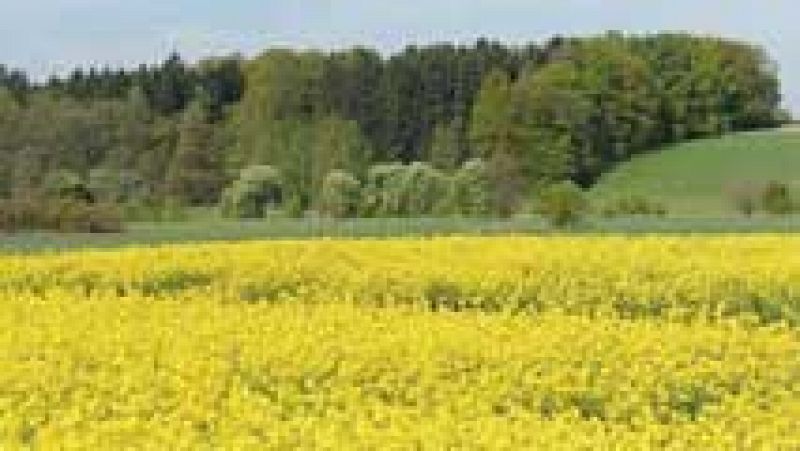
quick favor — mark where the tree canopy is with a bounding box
[0,33,784,218]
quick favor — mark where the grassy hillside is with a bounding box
[592,128,800,215]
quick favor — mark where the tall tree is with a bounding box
[198,56,245,122]
[0,88,21,196]
[229,50,326,166]
[108,87,154,171]
[322,48,386,157]
[427,119,463,172]
[151,52,194,115]
[166,94,224,204]
[469,69,528,215]
[308,116,372,203]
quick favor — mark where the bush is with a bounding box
[283,194,305,219]
[0,198,123,233]
[87,168,151,204]
[762,181,794,215]
[54,201,124,233]
[725,181,761,217]
[0,198,41,232]
[537,182,589,227]
[42,170,93,202]
[319,171,361,218]
[450,159,492,217]
[361,163,450,217]
[601,195,667,218]
[401,162,451,216]
[361,164,406,217]
[121,196,188,223]
[221,165,283,219]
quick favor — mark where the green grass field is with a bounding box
[592,128,800,214]
[0,217,545,253]
[3,215,800,254]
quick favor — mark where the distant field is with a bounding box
[592,128,800,214]
[4,215,800,254]
[0,218,545,253]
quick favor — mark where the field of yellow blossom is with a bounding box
[1,236,799,448]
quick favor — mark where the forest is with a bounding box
[0,33,786,231]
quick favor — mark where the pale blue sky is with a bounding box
[2,0,797,115]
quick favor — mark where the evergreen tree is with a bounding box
[109,87,154,171]
[469,69,528,215]
[166,95,224,205]
[151,52,194,115]
[428,119,462,172]
[0,88,21,197]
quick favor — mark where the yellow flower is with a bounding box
[0,236,798,448]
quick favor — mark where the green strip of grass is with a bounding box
[3,215,800,254]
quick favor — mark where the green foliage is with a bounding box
[600,195,667,218]
[537,182,589,227]
[51,200,124,233]
[775,109,793,125]
[283,194,305,219]
[469,70,515,159]
[469,70,528,216]
[401,162,451,216]
[761,181,795,215]
[427,119,463,172]
[506,36,663,185]
[362,164,404,217]
[42,170,93,202]
[319,171,361,218]
[362,163,450,217]
[196,56,245,121]
[228,50,326,170]
[724,180,797,217]
[469,68,579,215]
[0,197,123,233]
[119,197,187,223]
[450,159,492,217]
[87,168,150,204]
[0,88,20,197]
[307,116,372,199]
[221,165,283,219]
[0,35,784,221]
[229,82,371,207]
[167,96,225,205]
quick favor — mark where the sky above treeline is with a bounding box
[2,0,797,115]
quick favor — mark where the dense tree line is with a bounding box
[0,33,785,225]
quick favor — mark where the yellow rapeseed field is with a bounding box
[1,236,799,449]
